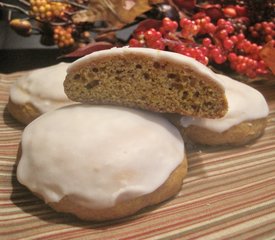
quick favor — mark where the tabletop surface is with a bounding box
[0,69,275,240]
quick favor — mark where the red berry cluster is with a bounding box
[249,21,275,43]
[129,15,272,78]
[129,17,209,65]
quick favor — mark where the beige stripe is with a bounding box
[198,212,275,240]
[153,199,275,240]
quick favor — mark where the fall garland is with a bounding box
[0,0,274,81]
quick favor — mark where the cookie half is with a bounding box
[64,47,228,119]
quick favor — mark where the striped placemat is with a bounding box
[1,72,275,240]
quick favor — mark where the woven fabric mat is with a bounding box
[1,72,275,240]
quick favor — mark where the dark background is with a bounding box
[0,0,135,73]
[0,0,62,73]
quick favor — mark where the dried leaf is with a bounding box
[202,5,224,20]
[149,0,165,4]
[72,0,151,28]
[172,0,196,11]
[95,32,117,43]
[260,41,275,75]
[73,1,122,27]
[60,42,113,58]
[116,0,152,23]
[134,18,162,33]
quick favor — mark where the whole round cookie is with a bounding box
[178,75,269,146]
[17,104,187,221]
[8,63,73,125]
[64,47,228,119]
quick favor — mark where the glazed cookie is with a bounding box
[64,47,228,119]
[178,74,269,146]
[8,63,73,124]
[17,105,187,221]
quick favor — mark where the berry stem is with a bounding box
[18,0,30,7]
[0,2,29,16]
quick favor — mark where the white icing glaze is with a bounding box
[180,74,269,132]
[10,63,72,113]
[17,105,184,209]
[67,47,225,90]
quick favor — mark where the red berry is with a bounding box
[230,35,238,43]
[147,39,165,50]
[217,19,226,27]
[223,7,237,18]
[239,62,248,73]
[216,29,228,39]
[265,35,273,42]
[251,30,259,38]
[242,40,254,53]
[204,22,216,33]
[199,46,208,55]
[257,60,266,69]
[264,26,273,34]
[262,21,269,28]
[225,24,234,34]
[200,56,209,65]
[246,70,257,78]
[144,29,162,41]
[192,12,207,20]
[204,16,211,23]
[174,45,186,54]
[180,18,192,28]
[129,38,142,47]
[254,23,262,31]
[228,52,237,62]
[202,37,212,47]
[210,48,220,58]
[144,30,153,40]
[180,19,199,38]
[237,33,245,41]
[235,5,247,17]
[183,52,191,57]
[223,38,234,50]
[214,54,226,64]
[136,31,144,40]
[162,17,178,32]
